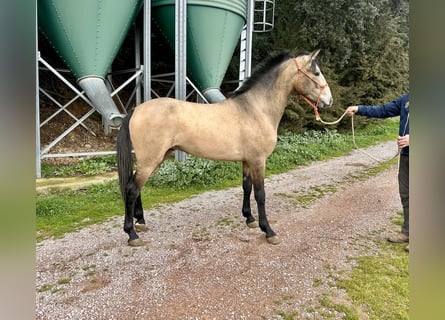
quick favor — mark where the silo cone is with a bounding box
[152,0,246,102]
[38,0,143,132]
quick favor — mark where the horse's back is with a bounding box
[131,97,242,130]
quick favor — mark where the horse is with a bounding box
[117,49,333,246]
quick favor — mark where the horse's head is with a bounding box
[294,50,333,109]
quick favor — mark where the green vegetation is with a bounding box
[335,241,409,319]
[276,210,409,320]
[271,212,408,320]
[308,214,408,320]
[327,212,408,319]
[291,184,338,209]
[276,310,298,320]
[38,277,72,294]
[191,227,211,242]
[41,155,117,177]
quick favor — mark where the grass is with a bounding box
[36,182,211,240]
[271,212,408,320]
[313,214,409,320]
[335,241,409,319]
[336,212,408,319]
[41,155,117,177]
[38,277,72,294]
[292,183,338,208]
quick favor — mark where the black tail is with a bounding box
[117,109,135,201]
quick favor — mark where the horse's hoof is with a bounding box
[135,223,148,232]
[247,221,259,228]
[128,238,144,247]
[266,235,281,245]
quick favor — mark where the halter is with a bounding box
[293,58,329,121]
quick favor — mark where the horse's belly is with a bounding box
[179,137,244,161]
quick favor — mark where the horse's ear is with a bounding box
[311,49,321,61]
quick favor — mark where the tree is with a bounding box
[250,0,409,132]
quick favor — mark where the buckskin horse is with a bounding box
[117,50,333,246]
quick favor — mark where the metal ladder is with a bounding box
[239,0,275,83]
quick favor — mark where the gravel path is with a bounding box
[36,141,402,319]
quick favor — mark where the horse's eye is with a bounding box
[314,72,320,76]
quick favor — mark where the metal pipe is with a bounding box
[39,56,93,106]
[143,0,151,102]
[78,77,125,133]
[175,0,187,161]
[39,88,95,135]
[41,150,117,159]
[36,7,41,178]
[135,23,142,106]
[110,68,143,97]
[202,88,226,103]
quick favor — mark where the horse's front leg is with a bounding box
[242,163,259,228]
[252,168,281,245]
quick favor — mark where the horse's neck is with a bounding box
[255,60,296,125]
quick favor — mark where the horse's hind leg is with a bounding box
[124,168,152,246]
[133,151,172,234]
[123,175,144,246]
[242,162,258,228]
[134,194,148,232]
[251,164,281,245]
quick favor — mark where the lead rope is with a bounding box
[349,114,399,162]
[313,108,399,162]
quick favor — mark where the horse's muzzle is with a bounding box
[319,97,333,108]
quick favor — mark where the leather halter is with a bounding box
[293,58,329,120]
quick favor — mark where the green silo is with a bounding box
[38,0,143,131]
[152,0,247,102]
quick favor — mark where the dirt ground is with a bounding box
[35,141,403,319]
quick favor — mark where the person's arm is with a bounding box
[354,95,407,118]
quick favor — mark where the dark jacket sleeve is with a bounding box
[356,93,410,155]
[356,96,405,118]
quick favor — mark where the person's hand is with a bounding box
[397,134,409,149]
[346,106,358,116]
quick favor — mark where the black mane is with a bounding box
[230,51,293,97]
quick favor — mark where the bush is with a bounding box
[147,157,241,189]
